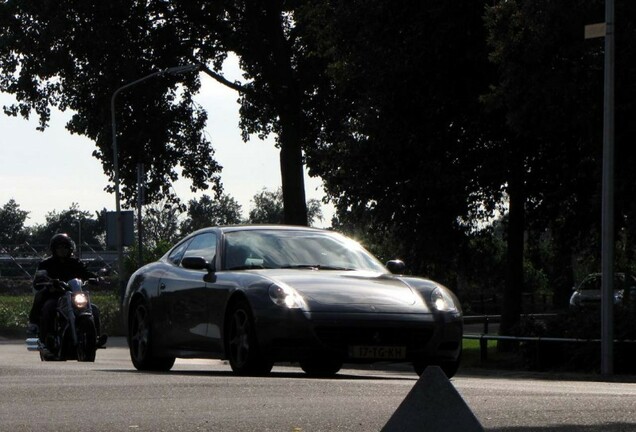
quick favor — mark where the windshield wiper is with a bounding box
[227,264,271,270]
[280,264,355,271]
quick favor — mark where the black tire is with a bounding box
[300,358,343,377]
[129,301,175,371]
[76,317,97,362]
[226,300,273,376]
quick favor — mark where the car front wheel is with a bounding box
[226,300,273,376]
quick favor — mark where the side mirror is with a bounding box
[386,260,406,274]
[181,256,214,272]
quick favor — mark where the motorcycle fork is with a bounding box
[60,292,78,346]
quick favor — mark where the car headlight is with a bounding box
[73,293,89,309]
[430,287,457,312]
[268,284,306,309]
[570,292,580,307]
[614,289,624,304]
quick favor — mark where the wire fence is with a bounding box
[0,242,119,280]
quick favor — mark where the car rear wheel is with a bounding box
[129,301,175,371]
[300,358,343,377]
[227,300,273,376]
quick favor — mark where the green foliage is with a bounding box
[248,188,323,227]
[0,199,30,245]
[0,292,124,338]
[299,0,493,282]
[91,292,124,336]
[516,308,636,374]
[0,0,322,224]
[28,203,106,247]
[140,201,183,251]
[0,295,31,335]
[180,194,244,233]
[3,0,636,330]
[124,239,173,277]
[483,0,636,311]
[0,0,222,208]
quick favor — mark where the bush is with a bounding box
[517,307,636,374]
[0,292,125,338]
[0,296,32,337]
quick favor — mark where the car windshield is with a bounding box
[223,229,387,272]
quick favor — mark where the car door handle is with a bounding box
[160,283,166,290]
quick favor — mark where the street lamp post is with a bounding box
[601,0,615,378]
[110,64,199,298]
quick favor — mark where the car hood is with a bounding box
[263,270,427,312]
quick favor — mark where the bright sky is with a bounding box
[0,55,334,228]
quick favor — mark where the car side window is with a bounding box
[167,240,191,266]
[580,276,600,291]
[183,232,217,265]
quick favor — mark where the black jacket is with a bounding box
[33,256,97,290]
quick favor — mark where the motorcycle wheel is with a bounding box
[76,318,97,362]
[129,301,175,371]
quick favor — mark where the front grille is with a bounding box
[314,326,433,350]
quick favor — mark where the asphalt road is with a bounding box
[2,337,636,431]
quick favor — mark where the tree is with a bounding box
[0,199,29,245]
[0,0,334,225]
[180,194,243,233]
[29,203,105,248]
[0,1,222,207]
[482,0,636,335]
[141,201,183,251]
[296,0,494,282]
[248,188,323,226]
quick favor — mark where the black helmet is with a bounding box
[50,233,75,254]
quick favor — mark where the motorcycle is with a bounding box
[26,277,99,362]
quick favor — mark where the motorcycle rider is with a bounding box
[27,233,107,352]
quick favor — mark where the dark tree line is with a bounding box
[0,189,322,251]
[2,1,636,335]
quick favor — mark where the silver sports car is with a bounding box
[123,225,463,377]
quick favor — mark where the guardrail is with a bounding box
[463,314,636,362]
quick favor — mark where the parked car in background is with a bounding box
[569,273,636,309]
[123,225,463,377]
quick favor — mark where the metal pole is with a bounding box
[77,218,82,260]
[109,64,198,300]
[137,163,144,268]
[110,93,125,300]
[601,0,615,377]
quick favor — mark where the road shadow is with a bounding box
[96,366,416,381]
[488,424,635,432]
[459,366,636,384]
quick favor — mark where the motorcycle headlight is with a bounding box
[73,293,89,309]
[430,287,458,312]
[268,284,306,309]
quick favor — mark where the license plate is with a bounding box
[349,346,406,359]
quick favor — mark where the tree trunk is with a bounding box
[500,170,525,341]
[262,2,308,227]
[279,113,308,226]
